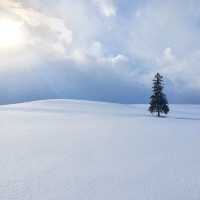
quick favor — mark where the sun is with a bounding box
[0,18,25,50]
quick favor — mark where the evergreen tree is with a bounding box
[149,73,169,117]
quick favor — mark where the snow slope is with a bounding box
[0,99,200,200]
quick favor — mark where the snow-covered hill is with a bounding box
[0,100,200,200]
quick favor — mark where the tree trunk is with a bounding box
[158,110,160,117]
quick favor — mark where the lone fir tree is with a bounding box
[149,73,169,117]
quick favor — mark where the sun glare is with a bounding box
[0,18,25,49]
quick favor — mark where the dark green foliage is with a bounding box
[149,73,169,117]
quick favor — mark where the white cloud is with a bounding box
[110,54,128,64]
[70,49,88,64]
[93,0,116,17]
[68,41,128,68]
[88,41,128,66]
[163,48,175,63]
[0,0,75,65]
[16,4,72,52]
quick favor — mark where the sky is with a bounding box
[0,0,200,104]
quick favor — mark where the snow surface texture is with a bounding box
[0,100,200,200]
